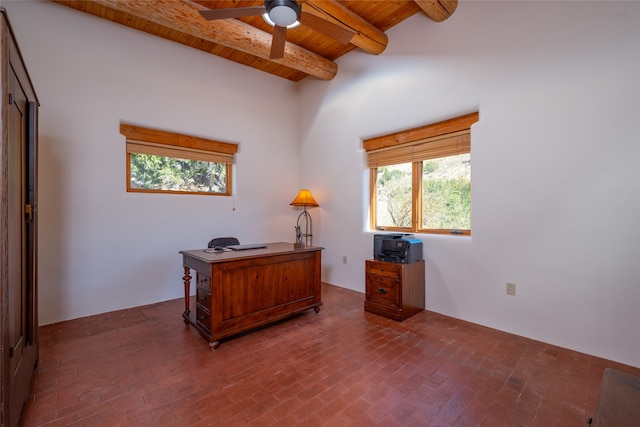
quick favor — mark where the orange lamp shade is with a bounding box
[290,189,319,207]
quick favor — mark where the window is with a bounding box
[120,124,238,196]
[364,112,478,235]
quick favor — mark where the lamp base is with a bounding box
[294,242,305,249]
[295,209,313,248]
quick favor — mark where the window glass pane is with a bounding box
[421,153,471,230]
[130,153,227,194]
[376,163,412,228]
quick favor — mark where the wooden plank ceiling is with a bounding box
[51,0,458,82]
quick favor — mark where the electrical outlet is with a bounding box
[506,282,516,296]
[343,256,347,264]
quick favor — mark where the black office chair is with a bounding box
[207,237,240,248]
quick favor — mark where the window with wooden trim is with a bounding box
[364,112,478,236]
[120,124,238,196]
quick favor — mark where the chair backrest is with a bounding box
[207,237,240,248]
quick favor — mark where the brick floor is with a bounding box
[18,283,640,426]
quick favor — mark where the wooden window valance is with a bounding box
[363,112,478,167]
[120,123,238,164]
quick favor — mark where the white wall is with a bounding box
[4,1,301,324]
[298,1,640,367]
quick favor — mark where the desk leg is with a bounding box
[182,267,192,325]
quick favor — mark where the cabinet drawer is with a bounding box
[366,260,401,278]
[196,287,211,311]
[366,273,399,306]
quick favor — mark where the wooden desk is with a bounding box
[180,242,323,349]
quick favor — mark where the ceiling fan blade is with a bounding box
[270,25,287,59]
[299,11,355,45]
[199,6,266,21]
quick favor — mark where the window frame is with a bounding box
[120,123,238,196]
[364,112,478,236]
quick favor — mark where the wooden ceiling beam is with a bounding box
[413,0,458,22]
[53,0,338,80]
[303,0,388,55]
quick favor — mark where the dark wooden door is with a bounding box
[4,29,39,427]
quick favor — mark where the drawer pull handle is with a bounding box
[380,268,384,271]
[378,288,387,294]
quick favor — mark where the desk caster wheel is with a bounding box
[209,341,220,350]
[314,306,321,313]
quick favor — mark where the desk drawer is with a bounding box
[196,306,211,334]
[196,273,212,333]
[196,288,211,311]
[196,273,211,291]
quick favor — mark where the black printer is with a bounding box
[373,233,423,264]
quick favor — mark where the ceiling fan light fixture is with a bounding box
[264,0,301,27]
[262,12,301,29]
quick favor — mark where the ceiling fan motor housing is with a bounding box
[265,0,301,27]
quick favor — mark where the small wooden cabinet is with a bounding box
[364,259,425,321]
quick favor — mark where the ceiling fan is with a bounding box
[199,0,355,59]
